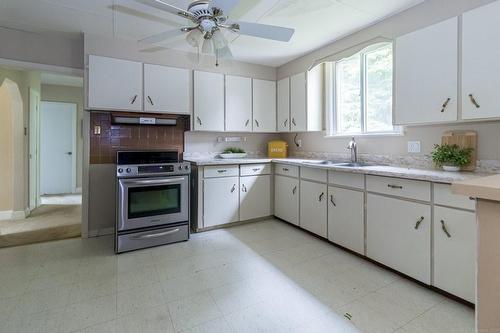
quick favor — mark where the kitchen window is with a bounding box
[326,42,399,136]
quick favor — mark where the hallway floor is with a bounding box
[0,204,81,248]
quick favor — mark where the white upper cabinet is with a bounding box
[88,55,143,111]
[462,1,500,120]
[306,65,323,132]
[194,71,225,131]
[144,64,190,114]
[252,79,276,132]
[225,75,252,132]
[394,17,458,125]
[277,77,290,132]
[290,72,307,131]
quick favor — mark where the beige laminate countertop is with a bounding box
[185,157,490,184]
[452,174,500,201]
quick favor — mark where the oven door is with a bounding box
[118,176,189,231]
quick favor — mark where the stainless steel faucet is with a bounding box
[347,137,357,163]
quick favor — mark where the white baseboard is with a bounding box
[0,210,27,221]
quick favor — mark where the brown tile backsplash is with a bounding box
[90,112,189,164]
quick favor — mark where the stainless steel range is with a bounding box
[115,151,190,253]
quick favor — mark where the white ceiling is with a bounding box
[0,0,423,67]
[41,72,84,87]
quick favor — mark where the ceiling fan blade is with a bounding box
[211,0,241,15]
[234,21,294,42]
[134,0,194,20]
[139,28,186,44]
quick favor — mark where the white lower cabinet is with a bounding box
[300,180,327,238]
[367,194,431,284]
[433,206,476,303]
[240,175,271,221]
[274,175,299,225]
[328,186,364,255]
[203,177,239,228]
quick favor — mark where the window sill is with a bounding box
[323,130,405,139]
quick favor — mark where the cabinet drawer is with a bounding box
[328,171,364,189]
[366,175,430,201]
[240,164,271,176]
[204,165,239,178]
[274,164,299,178]
[301,167,327,183]
[434,183,475,211]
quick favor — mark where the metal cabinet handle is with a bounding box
[292,186,297,195]
[440,97,451,113]
[292,118,296,126]
[147,95,154,106]
[131,94,138,104]
[440,220,451,238]
[388,184,403,189]
[131,228,179,239]
[284,119,288,127]
[469,94,480,108]
[217,169,227,173]
[330,195,336,207]
[414,216,424,229]
[282,167,289,172]
[66,152,73,155]
[469,197,476,201]
[241,184,247,192]
[230,184,236,193]
[255,119,260,127]
[245,119,250,127]
[319,192,325,202]
[196,117,202,125]
[252,168,260,172]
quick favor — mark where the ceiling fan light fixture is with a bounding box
[201,37,214,54]
[217,45,233,59]
[186,28,203,47]
[212,30,227,50]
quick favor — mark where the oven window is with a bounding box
[128,184,181,219]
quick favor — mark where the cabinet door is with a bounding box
[252,79,276,132]
[203,177,239,228]
[88,55,142,111]
[144,64,190,114]
[328,187,364,255]
[277,78,290,132]
[307,65,323,131]
[462,1,500,120]
[194,71,224,131]
[240,175,271,221]
[274,175,299,225]
[434,206,476,303]
[300,180,327,238]
[290,72,307,131]
[225,75,252,132]
[367,194,431,284]
[394,17,458,124]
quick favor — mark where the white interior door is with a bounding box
[40,101,77,195]
[29,88,40,210]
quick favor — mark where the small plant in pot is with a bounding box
[430,144,474,172]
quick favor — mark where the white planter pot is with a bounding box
[442,165,461,172]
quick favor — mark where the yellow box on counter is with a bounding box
[268,140,288,158]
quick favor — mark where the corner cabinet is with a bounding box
[194,71,225,131]
[300,180,328,238]
[144,64,190,114]
[462,0,500,120]
[88,55,143,111]
[252,79,276,132]
[394,17,458,125]
[225,75,252,132]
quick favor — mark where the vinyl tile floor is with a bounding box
[0,219,474,333]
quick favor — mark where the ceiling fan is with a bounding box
[135,0,295,65]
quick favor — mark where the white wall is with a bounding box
[277,0,500,161]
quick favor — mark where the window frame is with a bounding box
[326,42,402,137]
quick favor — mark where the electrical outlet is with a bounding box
[408,141,421,153]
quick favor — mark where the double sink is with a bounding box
[302,160,377,168]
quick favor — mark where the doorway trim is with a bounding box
[29,88,40,211]
[40,101,78,195]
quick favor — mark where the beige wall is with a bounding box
[278,0,500,161]
[41,84,84,188]
[0,80,15,211]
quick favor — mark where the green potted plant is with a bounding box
[219,147,247,159]
[430,144,474,172]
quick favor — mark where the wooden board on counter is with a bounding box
[442,130,477,171]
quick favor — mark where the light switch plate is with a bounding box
[408,141,421,153]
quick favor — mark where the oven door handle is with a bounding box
[131,228,180,239]
[123,177,186,186]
